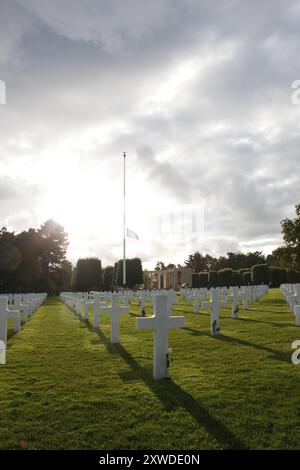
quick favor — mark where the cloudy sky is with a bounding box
[1,0,300,269]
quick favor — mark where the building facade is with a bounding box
[144,267,192,290]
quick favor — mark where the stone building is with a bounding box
[155,266,192,290]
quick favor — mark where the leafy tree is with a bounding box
[166,263,176,269]
[38,219,69,288]
[266,246,293,269]
[185,252,208,272]
[0,221,70,294]
[0,227,18,292]
[280,204,300,270]
[54,260,73,293]
[14,229,42,292]
[185,250,266,272]
[155,261,166,271]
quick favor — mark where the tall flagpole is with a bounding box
[123,152,126,286]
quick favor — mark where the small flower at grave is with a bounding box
[19,440,29,449]
[223,443,233,450]
[96,379,106,387]
[166,348,173,368]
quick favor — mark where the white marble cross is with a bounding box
[228,287,240,319]
[248,286,254,304]
[75,293,89,316]
[13,295,30,322]
[0,297,21,347]
[240,289,249,310]
[102,293,129,343]
[139,292,147,316]
[0,340,6,365]
[92,293,108,328]
[202,289,227,336]
[136,294,185,380]
[294,305,300,326]
[193,292,201,313]
[288,285,300,314]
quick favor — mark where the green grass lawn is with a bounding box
[1,288,300,450]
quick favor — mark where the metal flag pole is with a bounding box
[123,152,126,286]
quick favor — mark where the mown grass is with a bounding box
[1,289,300,450]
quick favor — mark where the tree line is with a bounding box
[0,219,71,294]
[1,203,299,293]
[192,265,299,289]
[185,204,300,288]
[0,219,143,294]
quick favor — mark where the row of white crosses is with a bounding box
[181,285,268,336]
[0,293,47,364]
[60,292,129,343]
[60,290,185,379]
[280,284,300,325]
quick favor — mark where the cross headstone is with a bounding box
[13,295,30,322]
[294,305,300,326]
[247,286,254,304]
[136,294,185,379]
[193,292,200,313]
[202,289,227,336]
[0,340,5,365]
[92,293,108,328]
[101,293,129,343]
[0,297,21,346]
[240,289,248,310]
[139,292,147,316]
[228,287,240,319]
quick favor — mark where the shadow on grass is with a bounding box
[236,317,293,328]
[183,327,291,363]
[116,341,248,450]
[7,328,19,340]
[247,307,290,315]
[82,318,248,450]
[259,297,286,305]
[57,304,249,450]
[7,309,36,341]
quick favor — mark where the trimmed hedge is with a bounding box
[192,273,200,288]
[242,271,252,285]
[286,269,298,283]
[268,266,283,288]
[208,270,218,288]
[281,268,287,284]
[218,268,233,288]
[251,264,268,285]
[199,272,209,288]
[232,270,242,287]
[239,268,251,275]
